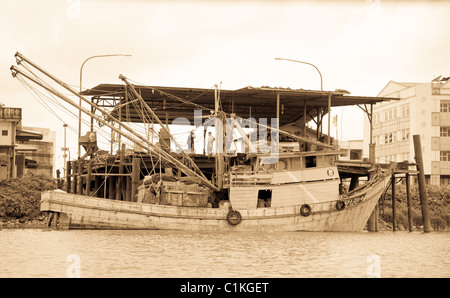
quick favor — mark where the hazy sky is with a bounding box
[1,0,450,171]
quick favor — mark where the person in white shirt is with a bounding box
[207,131,215,157]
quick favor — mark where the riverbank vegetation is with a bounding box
[0,174,56,226]
[378,182,450,231]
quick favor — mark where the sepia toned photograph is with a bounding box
[0,0,449,284]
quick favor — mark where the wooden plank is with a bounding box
[271,180,339,207]
[229,187,258,209]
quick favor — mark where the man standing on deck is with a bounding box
[187,130,195,153]
[207,131,215,157]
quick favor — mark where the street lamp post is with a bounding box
[275,57,330,144]
[274,57,323,91]
[78,54,131,159]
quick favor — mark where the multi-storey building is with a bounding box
[0,105,56,179]
[20,126,56,177]
[0,106,22,179]
[364,76,450,185]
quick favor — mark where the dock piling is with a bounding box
[86,161,92,196]
[367,142,378,232]
[94,173,102,198]
[66,161,71,193]
[391,173,396,231]
[406,173,413,232]
[109,175,115,200]
[77,161,83,195]
[412,135,432,233]
[72,161,77,194]
[131,157,140,202]
[116,144,126,201]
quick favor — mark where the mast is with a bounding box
[11,53,219,192]
[119,75,209,182]
[214,84,224,190]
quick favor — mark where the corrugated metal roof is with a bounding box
[16,129,43,141]
[81,83,397,126]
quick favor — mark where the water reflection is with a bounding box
[0,229,449,278]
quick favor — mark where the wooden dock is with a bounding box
[64,147,216,202]
[336,160,419,178]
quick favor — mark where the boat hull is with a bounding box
[40,170,391,232]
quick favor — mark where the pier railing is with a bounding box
[224,170,272,187]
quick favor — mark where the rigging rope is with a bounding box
[122,77,332,149]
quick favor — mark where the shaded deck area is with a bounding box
[64,149,217,201]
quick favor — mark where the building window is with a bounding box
[441,127,450,137]
[441,151,450,161]
[441,101,450,113]
[433,86,441,95]
[402,152,409,161]
[402,129,410,140]
[384,132,394,144]
[1,130,7,136]
[401,104,410,117]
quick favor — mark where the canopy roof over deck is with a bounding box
[81,84,397,127]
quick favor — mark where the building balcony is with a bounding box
[431,136,450,151]
[431,161,450,175]
[432,112,450,126]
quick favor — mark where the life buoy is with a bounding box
[227,210,242,225]
[300,204,312,217]
[336,200,346,211]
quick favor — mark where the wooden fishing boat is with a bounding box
[40,153,392,231]
[40,164,392,231]
[10,52,395,232]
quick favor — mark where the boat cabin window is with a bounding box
[305,156,316,168]
[257,189,272,207]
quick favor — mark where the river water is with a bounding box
[0,229,449,278]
